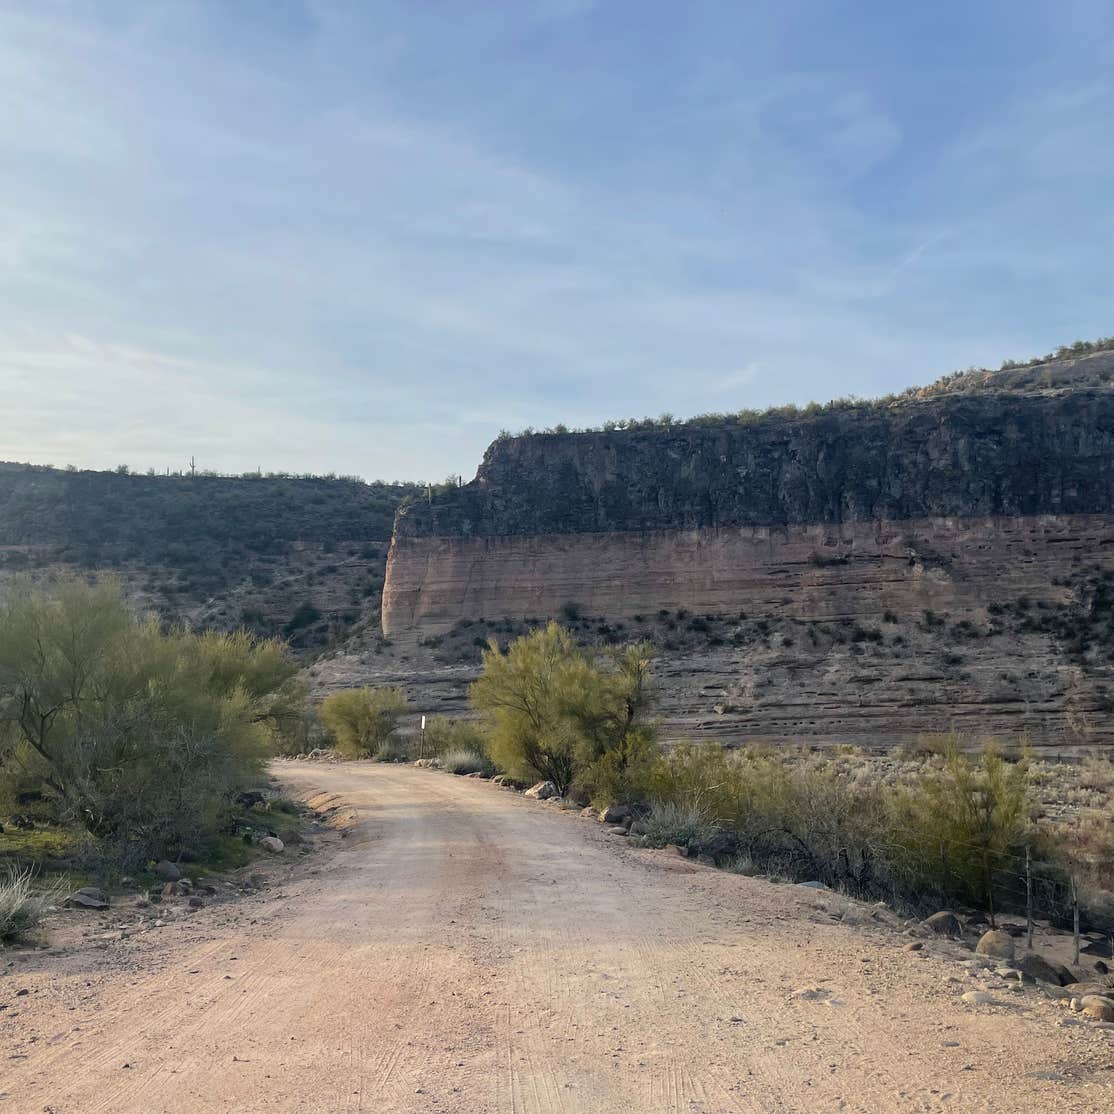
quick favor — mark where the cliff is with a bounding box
[381,350,1114,752]
[394,385,1114,541]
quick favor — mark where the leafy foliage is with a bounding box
[629,739,1059,921]
[469,623,656,796]
[421,716,488,759]
[0,577,299,864]
[319,687,409,759]
[888,741,1031,921]
[441,748,493,776]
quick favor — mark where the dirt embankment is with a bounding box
[2,763,1112,1113]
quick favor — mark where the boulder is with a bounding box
[599,804,631,824]
[1017,952,1074,987]
[922,911,963,937]
[797,881,828,891]
[524,781,558,800]
[961,990,997,1006]
[69,886,108,909]
[188,896,204,909]
[1081,995,1114,1022]
[259,835,284,853]
[1063,982,1112,997]
[975,930,1015,961]
[607,826,629,836]
[154,860,182,882]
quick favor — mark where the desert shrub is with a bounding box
[639,745,887,889]
[0,578,298,865]
[421,717,488,759]
[442,748,493,776]
[0,865,66,944]
[887,742,1030,922]
[319,687,409,759]
[639,798,720,849]
[576,730,659,807]
[470,623,656,796]
[271,686,328,756]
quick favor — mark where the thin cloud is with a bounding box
[0,2,1111,479]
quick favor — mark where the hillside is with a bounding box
[363,347,1114,754]
[0,463,422,652]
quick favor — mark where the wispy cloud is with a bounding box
[1,1,1111,478]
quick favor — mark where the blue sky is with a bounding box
[2,1,1112,481]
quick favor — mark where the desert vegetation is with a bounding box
[0,864,66,943]
[0,461,424,652]
[444,625,1114,933]
[319,686,410,760]
[0,577,305,885]
[496,335,1114,439]
[470,622,656,797]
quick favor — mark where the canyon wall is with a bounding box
[380,356,1114,752]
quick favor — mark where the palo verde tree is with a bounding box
[469,622,656,798]
[0,576,300,862]
[888,740,1032,924]
[319,687,409,759]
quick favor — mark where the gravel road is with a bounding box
[2,762,1111,1112]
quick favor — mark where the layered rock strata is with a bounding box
[381,355,1114,751]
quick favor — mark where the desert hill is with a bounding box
[0,463,421,652]
[363,345,1114,754]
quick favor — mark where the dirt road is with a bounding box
[3,764,1112,1113]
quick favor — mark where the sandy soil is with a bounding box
[2,762,1112,1113]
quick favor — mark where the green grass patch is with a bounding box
[0,824,86,867]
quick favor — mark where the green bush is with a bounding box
[420,717,488,759]
[887,742,1031,922]
[319,686,409,759]
[470,623,656,796]
[639,798,720,849]
[634,739,1059,918]
[0,577,299,866]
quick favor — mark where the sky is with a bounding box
[1,1,1112,482]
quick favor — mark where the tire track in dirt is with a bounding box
[3,763,1112,1113]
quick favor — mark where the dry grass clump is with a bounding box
[639,799,720,849]
[441,749,492,776]
[625,738,1112,927]
[0,866,65,945]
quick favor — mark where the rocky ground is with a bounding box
[1,762,1112,1113]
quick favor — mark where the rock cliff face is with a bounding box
[382,352,1114,752]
